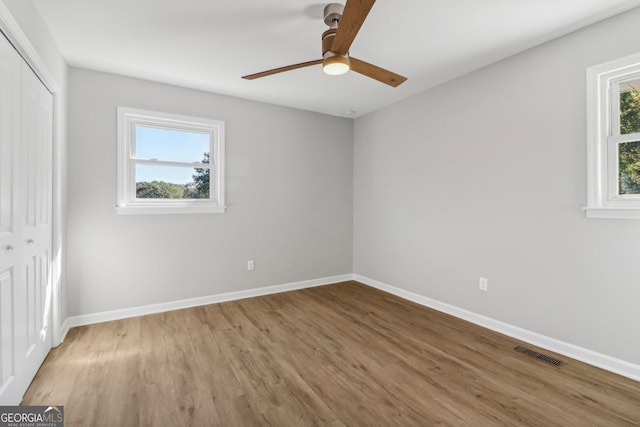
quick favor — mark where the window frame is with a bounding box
[585,53,640,219]
[116,107,225,215]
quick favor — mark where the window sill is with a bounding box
[583,207,640,220]
[116,205,226,215]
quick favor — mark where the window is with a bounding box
[585,53,640,219]
[116,107,225,214]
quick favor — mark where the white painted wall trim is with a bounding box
[354,274,640,383]
[0,3,60,93]
[60,274,353,339]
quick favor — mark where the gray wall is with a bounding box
[67,67,353,316]
[354,7,640,365]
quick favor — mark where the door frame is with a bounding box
[0,3,65,346]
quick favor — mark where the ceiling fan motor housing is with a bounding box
[322,3,350,75]
[322,28,338,57]
[322,3,346,59]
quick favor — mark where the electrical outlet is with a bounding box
[247,260,255,271]
[479,277,488,291]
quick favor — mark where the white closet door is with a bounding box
[0,31,23,406]
[0,33,53,405]
[18,58,53,395]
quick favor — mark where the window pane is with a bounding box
[619,141,640,195]
[620,79,640,135]
[135,164,210,199]
[135,125,210,163]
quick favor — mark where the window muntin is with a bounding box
[117,107,225,214]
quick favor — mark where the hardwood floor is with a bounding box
[23,281,640,426]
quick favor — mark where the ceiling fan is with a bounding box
[242,0,407,87]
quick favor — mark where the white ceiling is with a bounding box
[33,0,640,118]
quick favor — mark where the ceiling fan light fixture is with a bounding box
[242,1,406,87]
[323,53,350,76]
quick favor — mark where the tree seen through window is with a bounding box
[619,86,640,195]
[135,152,210,199]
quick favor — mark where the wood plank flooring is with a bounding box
[22,281,640,426]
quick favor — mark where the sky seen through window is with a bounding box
[135,125,210,184]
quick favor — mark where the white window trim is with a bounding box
[116,107,225,214]
[585,52,640,219]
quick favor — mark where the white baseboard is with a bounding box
[58,272,640,383]
[58,318,71,345]
[62,274,353,332]
[354,274,640,383]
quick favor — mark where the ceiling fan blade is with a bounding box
[242,59,322,80]
[349,57,407,87]
[331,0,376,55]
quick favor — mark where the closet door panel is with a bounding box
[21,65,52,236]
[22,251,48,358]
[0,270,16,395]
